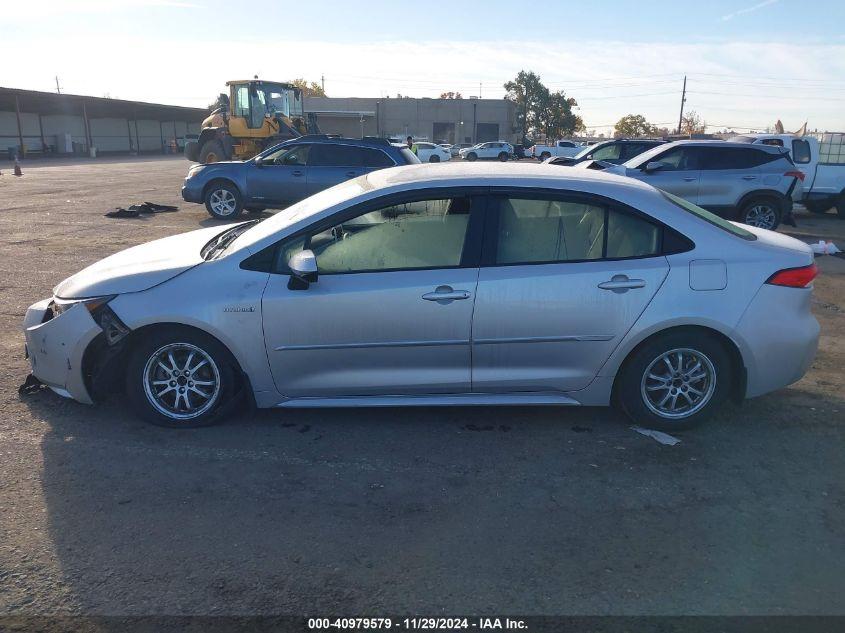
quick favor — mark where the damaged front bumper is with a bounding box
[23,299,103,404]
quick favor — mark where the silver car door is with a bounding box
[471,194,670,393]
[261,193,484,398]
[696,146,762,212]
[632,145,701,203]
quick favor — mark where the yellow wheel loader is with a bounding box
[185,79,318,163]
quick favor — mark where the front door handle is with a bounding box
[422,285,471,303]
[741,175,757,180]
[598,275,646,293]
[292,170,303,177]
[682,176,697,182]
[345,171,358,178]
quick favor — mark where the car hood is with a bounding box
[54,225,228,298]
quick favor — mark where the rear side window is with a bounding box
[309,144,364,167]
[493,197,661,265]
[699,147,772,170]
[590,143,622,161]
[792,139,811,164]
[361,148,395,168]
[662,191,756,240]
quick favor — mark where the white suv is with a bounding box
[460,142,513,162]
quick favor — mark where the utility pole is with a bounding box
[321,74,325,93]
[676,75,687,135]
[55,76,61,94]
[479,82,482,99]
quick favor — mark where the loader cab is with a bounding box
[228,80,303,130]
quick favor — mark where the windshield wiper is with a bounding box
[201,220,259,261]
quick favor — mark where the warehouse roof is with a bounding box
[0,87,208,121]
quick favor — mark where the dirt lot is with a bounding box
[0,156,843,617]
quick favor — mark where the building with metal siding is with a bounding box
[305,96,517,144]
[0,87,205,157]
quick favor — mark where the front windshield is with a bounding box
[257,84,300,118]
[624,143,671,169]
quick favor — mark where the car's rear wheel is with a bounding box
[204,181,243,219]
[540,152,551,160]
[616,331,732,431]
[429,155,440,163]
[804,200,833,214]
[498,152,509,162]
[465,152,477,161]
[740,197,781,230]
[126,326,237,428]
[199,139,226,164]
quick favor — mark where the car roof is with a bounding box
[265,136,401,155]
[662,140,787,154]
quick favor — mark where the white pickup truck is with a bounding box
[531,140,582,160]
[732,132,845,217]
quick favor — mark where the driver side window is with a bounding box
[590,144,622,161]
[651,147,698,171]
[277,197,473,274]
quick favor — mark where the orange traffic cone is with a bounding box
[13,158,22,176]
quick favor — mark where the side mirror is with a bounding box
[644,161,667,173]
[254,156,264,168]
[287,249,318,290]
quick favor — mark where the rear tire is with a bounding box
[804,200,833,214]
[429,155,440,163]
[740,196,782,230]
[837,192,845,219]
[199,139,226,164]
[465,152,477,162]
[204,181,243,219]
[498,152,509,162]
[184,140,199,162]
[540,152,551,160]
[616,330,733,431]
[125,326,237,428]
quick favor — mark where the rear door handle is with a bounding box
[598,276,646,293]
[742,175,757,180]
[422,285,471,303]
[292,170,303,177]
[682,176,697,182]
[345,171,358,178]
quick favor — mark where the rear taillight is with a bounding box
[766,263,817,288]
[784,170,805,182]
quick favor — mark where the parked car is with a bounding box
[181,135,420,219]
[413,142,452,163]
[449,143,474,157]
[25,163,818,431]
[547,139,666,166]
[602,141,804,230]
[459,141,513,161]
[732,132,845,217]
[532,140,582,160]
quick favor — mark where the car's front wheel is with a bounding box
[429,155,440,163]
[465,152,477,161]
[616,331,732,431]
[204,181,243,220]
[498,152,509,162]
[740,197,781,230]
[126,326,237,428]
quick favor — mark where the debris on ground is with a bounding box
[18,374,45,396]
[105,201,178,218]
[810,240,842,255]
[630,426,681,446]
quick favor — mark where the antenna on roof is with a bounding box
[55,76,61,95]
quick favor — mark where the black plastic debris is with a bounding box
[18,374,45,395]
[105,201,178,218]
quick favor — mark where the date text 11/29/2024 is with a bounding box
[308,617,528,630]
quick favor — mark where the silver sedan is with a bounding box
[23,163,819,430]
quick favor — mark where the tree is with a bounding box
[439,91,463,99]
[614,114,659,138]
[504,70,549,141]
[289,78,326,97]
[536,92,582,139]
[681,110,705,136]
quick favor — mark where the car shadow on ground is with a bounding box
[17,385,845,615]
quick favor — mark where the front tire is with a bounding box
[540,152,551,160]
[740,197,782,230]
[429,155,440,163]
[465,152,477,162]
[125,326,237,428]
[199,139,227,164]
[616,331,732,431]
[498,152,509,162]
[204,181,243,219]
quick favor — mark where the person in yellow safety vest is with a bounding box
[407,136,418,155]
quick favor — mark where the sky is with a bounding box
[3,0,845,135]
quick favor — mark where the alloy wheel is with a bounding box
[209,189,237,216]
[143,343,221,420]
[640,348,716,419]
[744,204,777,229]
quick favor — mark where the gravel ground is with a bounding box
[0,156,843,617]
